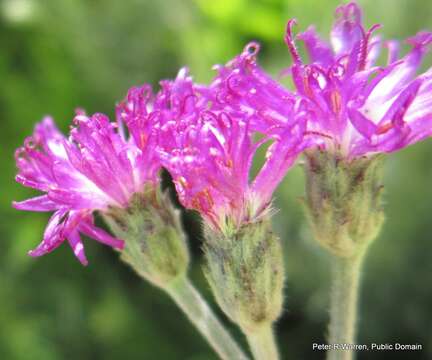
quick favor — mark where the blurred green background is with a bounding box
[1,0,431,359]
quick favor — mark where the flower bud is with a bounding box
[104,186,189,287]
[303,150,385,258]
[203,217,284,333]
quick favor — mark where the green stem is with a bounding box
[244,326,279,360]
[165,275,249,360]
[327,253,366,360]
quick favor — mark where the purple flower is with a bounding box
[209,42,300,132]
[284,2,432,157]
[157,68,307,230]
[14,106,159,265]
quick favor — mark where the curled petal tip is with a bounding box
[287,18,297,28]
[242,42,260,57]
[23,136,37,149]
[286,19,298,37]
[285,19,302,64]
[367,24,382,36]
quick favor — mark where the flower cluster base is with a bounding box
[303,150,385,258]
[203,217,284,333]
[104,187,189,287]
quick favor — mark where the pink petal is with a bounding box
[330,2,363,56]
[67,230,88,266]
[385,40,400,65]
[252,119,308,204]
[380,78,423,125]
[298,26,334,66]
[348,108,378,139]
[405,115,432,145]
[405,71,432,121]
[28,210,67,257]
[78,221,124,250]
[370,32,432,102]
[13,195,58,212]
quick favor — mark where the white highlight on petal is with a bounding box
[74,242,84,256]
[205,123,226,146]
[47,139,68,158]
[360,96,395,124]
[331,37,343,55]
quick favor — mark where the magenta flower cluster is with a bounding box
[14,2,431,264]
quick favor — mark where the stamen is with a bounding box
[376,122,393,134]
[305,130,334,140]
[191,189,214,213]
[140,133,147,148]
[177,176,188,189]
[330,90,342,114]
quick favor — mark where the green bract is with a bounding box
[203,216,284,333]
[303,150,385,258]
[104,187,189,287]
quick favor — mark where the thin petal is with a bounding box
[370,32,432,102]
[385,40,400,65]
[28,210,67,257]
[404,115,432,145]
[365,35,381,68]
[380,78,423,125]
[330,2,363,56]
[298,26,334,66]
[405,70,432,122]
[67,230,88,266]
[79,221,124,250]
[348,108,378,139]
[13,195,59,212]
[252,119,308,204]
[284,19,302,64]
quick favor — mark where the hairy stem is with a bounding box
[327,253,366,360]
[244,326,279,360]
[165,275,249,360]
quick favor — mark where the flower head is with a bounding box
[285,1,432,157]
[157,67,307,231]
[14,106,159,265]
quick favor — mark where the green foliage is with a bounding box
[1,0,432,359]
